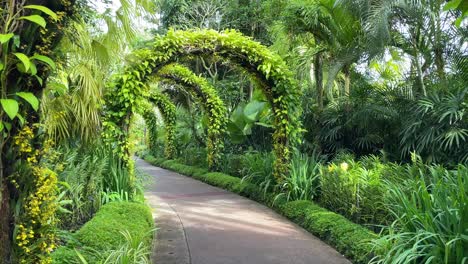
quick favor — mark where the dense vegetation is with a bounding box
[0,0,466,263]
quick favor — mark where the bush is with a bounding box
[52,202,154,263]
[281,200,377,264]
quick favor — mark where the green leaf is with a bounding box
[29,62,37,75]
[32,54,56,69]
[13,35,20,48]
[0,62,3,72]
[0,33,14,44]
[443,0,462,11]
[244,100,266,122]
[16,113,25,126]
[1,99,19,120]
[24,5,58,20]
[3,122,11,132]
[19,15,46,28]
[13,53,31,71]
[16,92,39,111]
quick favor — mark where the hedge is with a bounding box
[143,154,377,264]
[52,202,154,263]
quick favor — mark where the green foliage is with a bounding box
[226,99,273,144]
[370,164,468,264]
[52,202,154,263]
[313,84,403,157]
[218,153,244,177]
[320,154,396,227]
[157,63,227,169]
[400,88,468,164]
[178,146,208,168]
[105,29,302,181]
[100,230,152,264]
[281,200,377,264]
[239,151,276,192]
[275,151,322,202]
[143,92,177,159]
[52,144,144,230]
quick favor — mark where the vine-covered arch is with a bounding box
[156,63,227,169]
[105,29,301,181]
[140,107,159,156]
[143,92,176,159]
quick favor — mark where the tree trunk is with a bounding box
[0,180,11,264]
[414,52,427,96]
[343,66,351,96]
[0,134,11,263]
[313,54,324,109]
[432,6,445,81]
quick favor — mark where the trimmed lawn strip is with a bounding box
[52,202,154,263]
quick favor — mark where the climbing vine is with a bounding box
[104,29,302,181]
[144,92,176,159]
[140,107,159,156]
[157,63,227,169]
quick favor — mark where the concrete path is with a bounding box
[137,158,350,264]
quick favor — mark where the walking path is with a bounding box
[137,158,350,264]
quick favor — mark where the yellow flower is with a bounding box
[340,162,349,171]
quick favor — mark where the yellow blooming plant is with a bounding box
[12,125,58,264]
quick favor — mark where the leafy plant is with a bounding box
[371,164,468,264]
[400,87,468,164]
[226,99,273,144]
[275,151,322,202]
[240,151,276,193]
[320,154,396,227]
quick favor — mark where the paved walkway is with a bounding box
[137,158,350,264]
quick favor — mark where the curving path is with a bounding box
[137,158,350,264]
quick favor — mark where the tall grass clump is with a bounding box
[371,164,468,264]
[275,151,322,202]
[240,151,275,192]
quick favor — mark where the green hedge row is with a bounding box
[143,155,377,264]
[52,202,154,263]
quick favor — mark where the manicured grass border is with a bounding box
[142,155,377,264]
[52,202,154,263]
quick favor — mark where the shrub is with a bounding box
[218,153,244,177]
[281,200,377,264]
[52,202,154,263]
[179,146,208,168]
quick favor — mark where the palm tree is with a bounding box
[278,0,368,108]
[41,0,154,145]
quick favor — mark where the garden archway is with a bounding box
[156,63,227,169]
[143,92,176,159]
[105,29,301,180]
[116,62,227,168]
